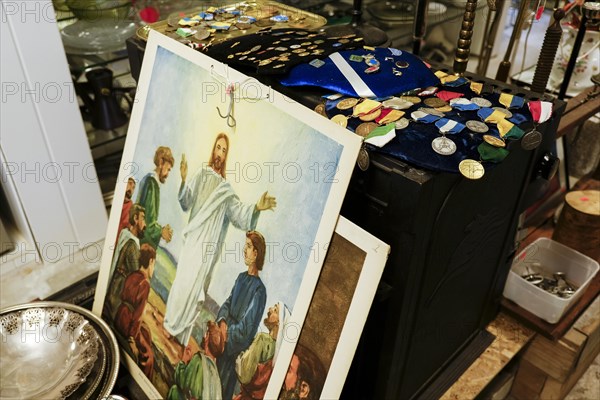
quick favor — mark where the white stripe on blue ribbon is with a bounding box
[435,118,465,134]
[329,52,377,98]
[411,110,440,123]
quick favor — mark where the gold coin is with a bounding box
[336,98,360,110]
[331,114,348,128]
[314,103,328,117]
[435,105,453,113]
[483,134,506,148]
[378,109,405,124]
[258,60,272,66]
[359,108,382,122]
[357,147,370,171]
[424,97,447,108]
[459,159,485,180]
[355,122,379,137]
[353,99,382,116]
[400,96,421,104]
[299,52,310,57]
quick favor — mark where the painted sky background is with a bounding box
[119,46,343,330]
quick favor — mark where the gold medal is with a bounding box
[400,96,421,104]
[336,98,360,110]
[435,105,453,113]
[355,122,379,137]
[314,103,327,117]
[357,146,370,171]
[424,97,447,108]
[331,114,348,128]
[483,134,506,148]
[459,159,485,180]
[359,108,382,122]
[378,109,404,124]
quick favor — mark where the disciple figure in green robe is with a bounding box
[137,146,174,249]
[167,321,225,400]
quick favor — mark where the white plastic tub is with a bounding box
[503,238,599,324]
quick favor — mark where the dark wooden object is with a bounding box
[556,86,600,138]
[553,190,600,262]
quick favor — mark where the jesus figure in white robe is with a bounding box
[163,133,276,349]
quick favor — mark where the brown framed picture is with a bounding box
[273,216,389,400]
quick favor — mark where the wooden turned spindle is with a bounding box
[453,0,479,76]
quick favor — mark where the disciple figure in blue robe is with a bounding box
[216,231,268,400]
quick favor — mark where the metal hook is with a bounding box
[216,83,236,128]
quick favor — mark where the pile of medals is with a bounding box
[162,3,311,50]
[315,66,553,179]
[522,263,578,299]
[206,29,362,74]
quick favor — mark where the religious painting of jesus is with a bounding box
[93,31,361,399]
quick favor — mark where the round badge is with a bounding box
[382,98,413,110]
[194,29,211,41]
[314,103,328,117]
[471,97,492,108]
[483,134,506,148]
[357,147,370,171]
[331,114,348,128]
[459,159,485,180]
[466,120,489,133]
[355,122,379,137]
[400,96,422,104]
[395,60,409,68]
[336,98,360,110]
[395,117,409,130]
[521,130,543,150]
[432,136,457,155]
[492,107,513,119]
[424,98,447,108]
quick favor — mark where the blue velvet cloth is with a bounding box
[280,48,440,98]
[324,86,536,174]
